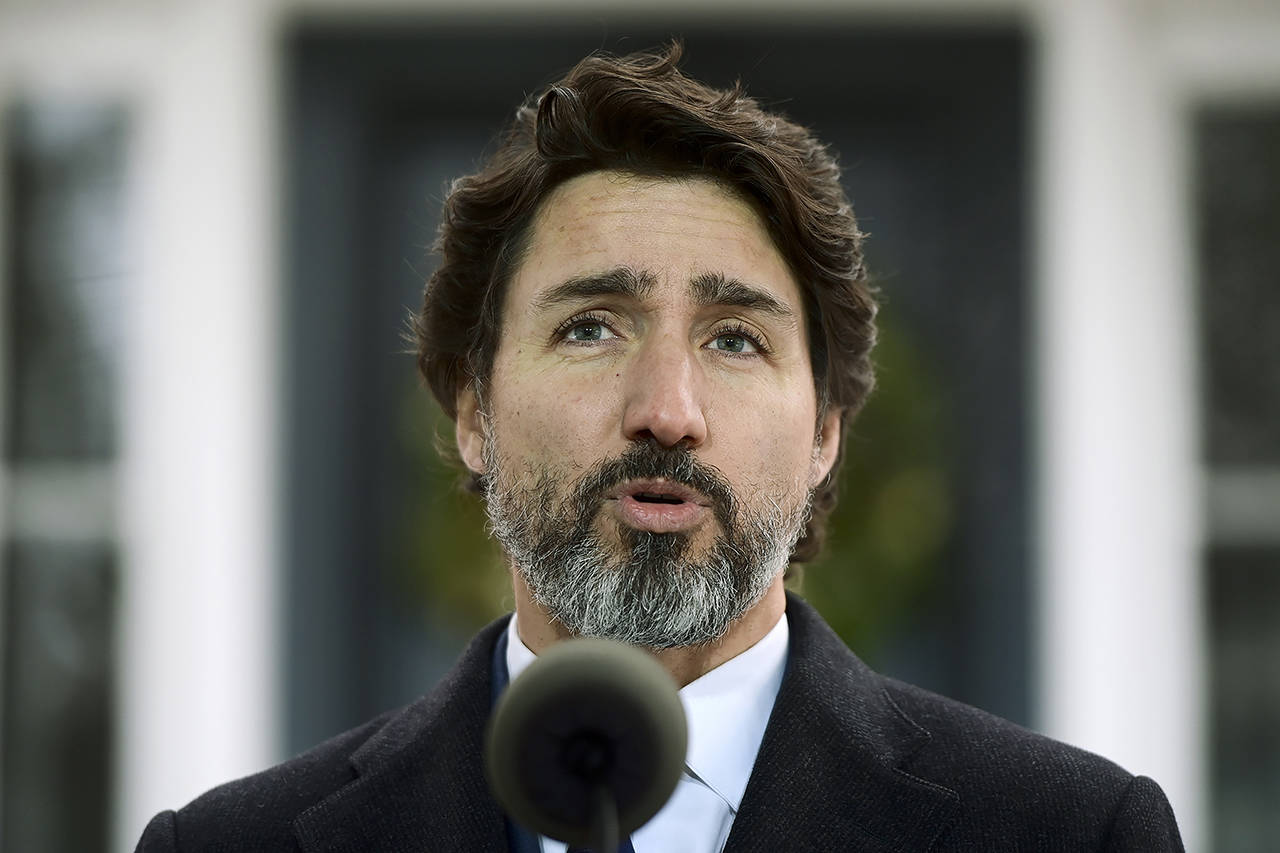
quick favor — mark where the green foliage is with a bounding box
[397,390,511,635]
[792,319,954,658]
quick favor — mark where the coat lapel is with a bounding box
[726,595,959,852]
[292,618,512,853]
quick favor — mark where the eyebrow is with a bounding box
[689,271,795,320]
[531,266,796,321]
[530,267,657,315]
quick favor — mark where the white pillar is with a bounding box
[1034,0,1204,848]
[117,2,281,850]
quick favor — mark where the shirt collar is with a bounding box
[504,615,538,683]
[503,611,789,812]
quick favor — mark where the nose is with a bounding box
[620,335,708,449]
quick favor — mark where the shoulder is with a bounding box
[781,594,1183,849]
[879,677,1182,850]
[137,711,395,853]
[136,615,510,852]
[882,674,1128,795]
[787,591,1136,792]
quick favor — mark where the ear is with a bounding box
[810,406,843,488]
[455,386,486,475]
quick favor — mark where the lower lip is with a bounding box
[611,496,709,533]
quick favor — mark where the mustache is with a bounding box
[572,439,736,529]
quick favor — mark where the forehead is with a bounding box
[508,171,803,313]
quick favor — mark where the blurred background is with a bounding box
[0,1,1277,851]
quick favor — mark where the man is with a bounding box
[137,44,1183,851]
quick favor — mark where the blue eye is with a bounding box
[569,322,603,341]
[561,316,617,343]
[708,329,761,355]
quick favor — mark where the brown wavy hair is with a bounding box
[412,42,877,564]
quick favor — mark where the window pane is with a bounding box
[4,103,128,461]
[1196,106,1280,466]
[2,542,116,853]
[1207,545,1280,853]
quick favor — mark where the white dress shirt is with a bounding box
[504,612,790,853]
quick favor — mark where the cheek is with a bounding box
[489,369,622,465]
[715,404,816,489]
[764,429,817,480]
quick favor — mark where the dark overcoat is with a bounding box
[136,594,1183,852]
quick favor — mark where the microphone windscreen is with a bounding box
[485,637,687,847]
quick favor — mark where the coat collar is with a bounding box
[290,595,959,852]
[292,617,512,853]
[726,593,959,851]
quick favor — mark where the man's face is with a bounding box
[457,170,841,648]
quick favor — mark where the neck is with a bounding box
[511,574,787,687]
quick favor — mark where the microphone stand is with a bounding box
[589,782,620,853]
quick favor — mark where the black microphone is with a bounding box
[485,637,688,851]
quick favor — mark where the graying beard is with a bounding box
[481,439,813,649]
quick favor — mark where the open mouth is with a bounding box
[608,479,711,533]
[632,492,686,505]
[611,478,709,506]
